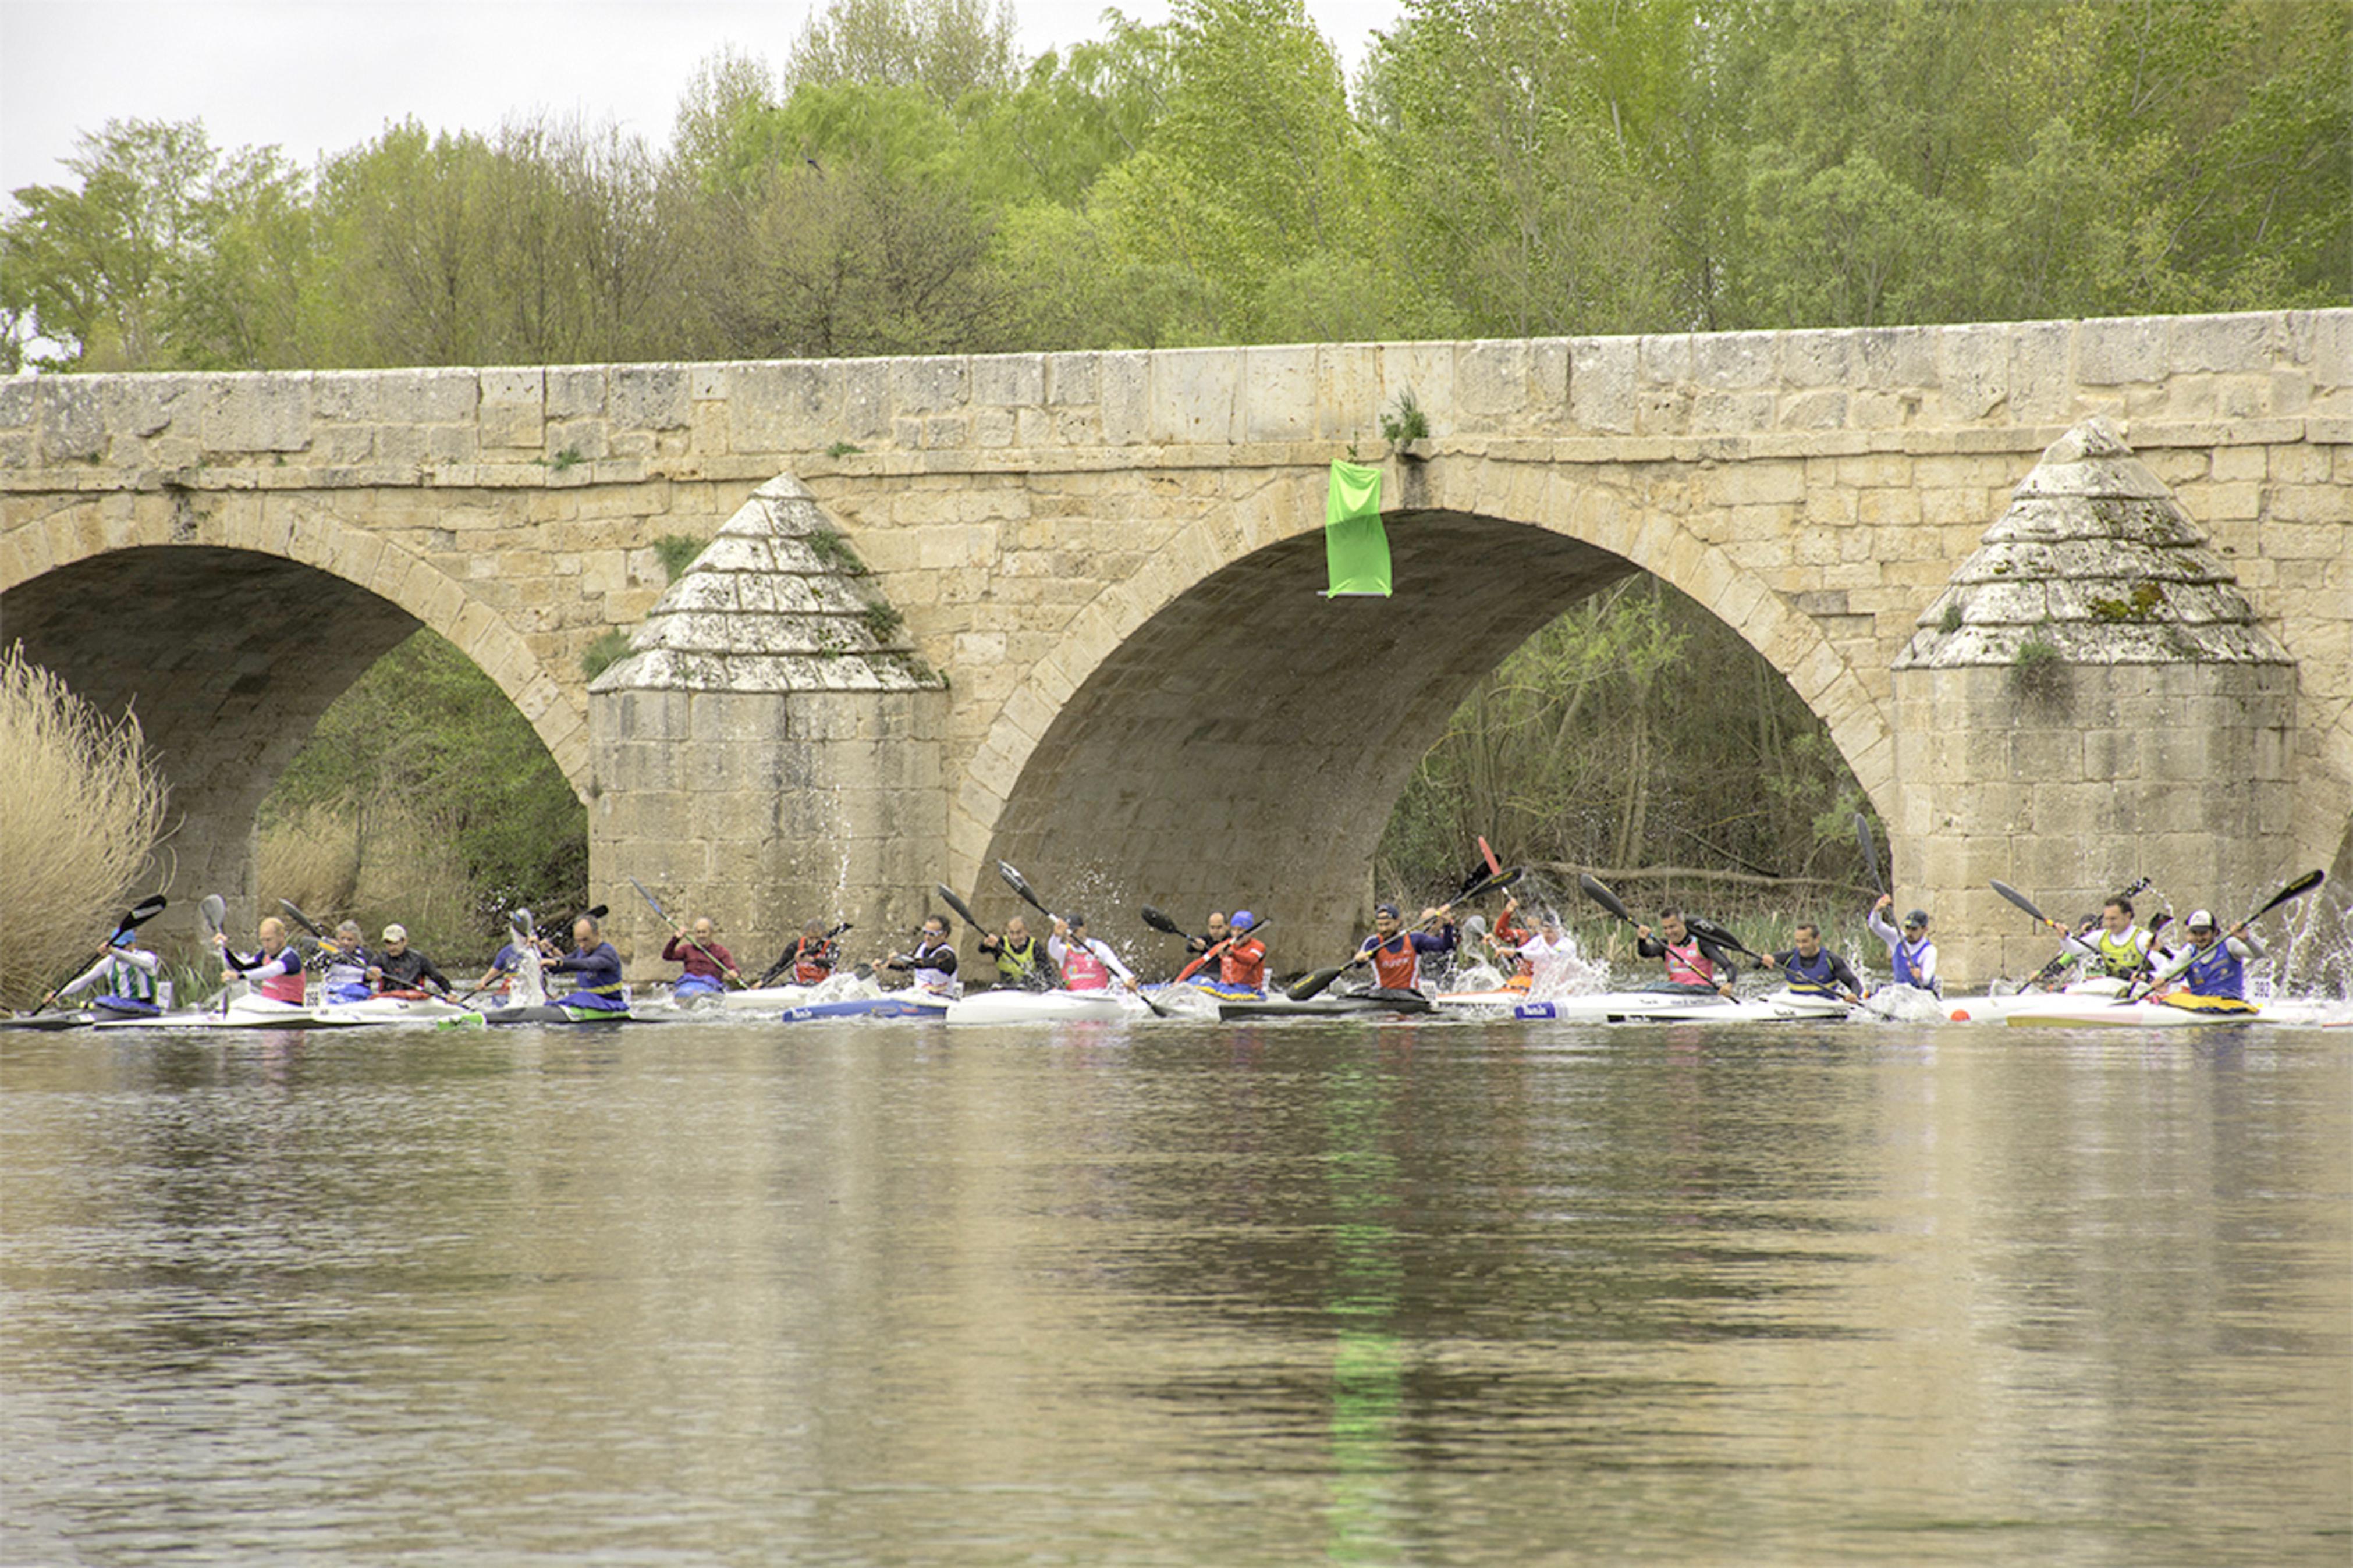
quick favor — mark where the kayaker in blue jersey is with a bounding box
[1634,908,1736,997]
[1867,895,1940,994]
[47,927,164,1018]
[1762,923,1862,1001]
[320,920,375,1003]
[542,916,627,1012]
[476,937,528,999]
[2145,909,2265,1000]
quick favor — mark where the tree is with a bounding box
[783,0,1020,105]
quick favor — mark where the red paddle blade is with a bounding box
[1477,836,1502,876]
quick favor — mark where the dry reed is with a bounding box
[0,644,171,1009]
[258,803,489,960]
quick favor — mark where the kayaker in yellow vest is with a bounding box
[2081,895,2153,981]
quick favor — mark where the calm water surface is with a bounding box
[3,1015,2347,1565]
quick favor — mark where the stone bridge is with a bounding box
[2,310,2346,983]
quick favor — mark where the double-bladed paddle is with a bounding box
[2123,869,2326,1001]
[1579,872,1754,978]
[755,920,853,989]
[30,894,168,1015]
[1990,880,2102,960]
[629,877,741,987]
[1287,866,1524,1002]
[1855,813,1886,899]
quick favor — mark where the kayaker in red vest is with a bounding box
[217,915,311,1005]
[1048,914,1138,991]
[1216,911,1268,992]
[1634,908,1736,997]
[1356,902,1457,994]
[1489,898,1536,990]
[782,920,839,986]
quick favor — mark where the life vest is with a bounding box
[2093,926,2147,979]
[1780,948,1840,996]
[1493,916,1534,981]
[1219,937,1267,992]
[551,941,627,1010]
[321,945,370,993]
[251,947,307,1004]
[910,939,959,995]
[2181,940,2246,999]
[100,952,158,1002]
[1364,935,1422,992]
[1059,941,1110,990]
[993,936,1049,989]
[793,937,836,986]
[1660,938,1716,988]
[1891,936,1936,992]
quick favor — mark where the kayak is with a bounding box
[1429,986,1533,1012]
[1217,989,1434,1021]
[944,989,1134,1026]
[2002,991,2265,1029]
[317,992,477,1026]
[1942,976,2127,1023]
[0,1011,94,1032]
[1510,987,1850,1023]
[466,1003,638,1026]
[94,995,368,1030]
[779,993,952,1022]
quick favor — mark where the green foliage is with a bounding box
[652,534,705,581]
[263,630,588,934]
[2088,581,2167,621]
[580,628,634,678]
[1379,387,1429,445]
[805,526,869,575]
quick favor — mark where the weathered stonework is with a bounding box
[2,313,2345,977]
[1893,419,2299,982]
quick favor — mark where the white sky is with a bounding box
[0,0,1402,195]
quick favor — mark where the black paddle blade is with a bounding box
[934,883,985,931]
[1989,880,2053,929]
[120,894,169,930]
[585,904,609,921]
[1578,873,1634,926]
[628,877,669,924]
[1854,813,1885,897]
[2249,869,2326,922]
[1286,964,1349,1001]
[1687,916,1763,961]
[1140,905,1186,937]
[278,899,327,938]
[996,861,1050,915]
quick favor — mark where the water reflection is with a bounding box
[2,1019,2345,1565]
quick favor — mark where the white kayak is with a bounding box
[1940,976,2130,1023]
[1429,987,1531,1012]
[94,995,368,1030]
[1510,986,1852,1023]
[943,988,1136,1026]
[317,993,477,1026]
[2001,991,2266,1029]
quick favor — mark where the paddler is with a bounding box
[1501,909,1589,997]
[1488,897,1536,990]
[1761,922,1862,1002]
[219,916,310,1004]
[475,931,529,998]
[1048,913,1139,992]
[1633,907,1736,997]
[661,916,740,998]
[2143,908,2265,1001]
[977,914,1056,991]
[884,915,962,996]
[542,915,628,1012]
[778,920,842,987]
[2078,894,2153,982]
[1355,902,1457,995]
[1866,894,1940,995]
[1186,912,1230,961]
[319,920,375,1004]
[1212,911,1268,994]
[368,923,452,995]
[47,925,164,1019]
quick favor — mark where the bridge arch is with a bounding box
[1,498,588,938]
[954,455,1895,954]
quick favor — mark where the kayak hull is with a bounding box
[1,1011,94,1032]
[1510,987,1850,1023]
[93,996,369,1029]
[471,1004,637,1026]
[2003,993,2263,1028]
[318,994,475,1026]
[944,989,1133,1026]
[780,993,951,1021]
[1218,989,1433,1021]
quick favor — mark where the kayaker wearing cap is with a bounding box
[1763,922,1862,1002]
[48,926,164,1018]
[2145,908,2265,1000]
[1357,902,1457,994]
[1216,911,1269,994]
[368,923,453,995]
[1867,894,1940,994]
[1634,907,1736,997]
[1049,913,1138,991]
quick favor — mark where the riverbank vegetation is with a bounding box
[5,0,2343,933]
[0,645,171,1008]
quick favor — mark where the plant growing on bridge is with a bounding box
[1380,387,1429,448]
[805,525,869,576]
[0,643,171,1009]
[653,533,706,582]
[580,628,634,680]
[2011,627,2067,703]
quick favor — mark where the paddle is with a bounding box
[1989,880,2102,956]
[997,860,1051,920]
[1140,905,1188,939]
[2123,869,2326,1001]
[1578,873,1742,991]
[629,877,741,987]
[1173,918,1273,986]
[31,894,168,1015]
[199,894,236,1015]
[278,898,328,941]
[1287,867,1523,1001]
[1855,813,1886,899]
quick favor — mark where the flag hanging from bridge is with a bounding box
[1322,460,1390,597]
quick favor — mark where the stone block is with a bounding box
[1693,330,1774,388]
[612,365,690,431]
[973,354,1044,408]
[1045,353,1098,407]
[1781,329,1854,389]
[2077,318,2167,385]
[1857,325,1938,389]
[1566,337,1637,434]
[893,357,968,414]
[1242,345,1316,441]
[1456,340,1529,416]
[1099,353,1149,445]
[38,380,109,462]
[1151,349,1240,443]
[2170,313,2283,374]
[728,363,843,452]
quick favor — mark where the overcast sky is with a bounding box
[1,0,1401,195]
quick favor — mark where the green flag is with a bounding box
[1323,460,1390,597]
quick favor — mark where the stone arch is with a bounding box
[953,456,1895,958]
[1,503,586,940]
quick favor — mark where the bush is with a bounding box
[0,643,171,1008]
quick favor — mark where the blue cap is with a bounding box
[1230,911,1254,932]
[1375,902,1401,919]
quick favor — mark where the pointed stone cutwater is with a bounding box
[1890,417,2297,987]
[1896,416,2288,671]
[591,474,943,695]
[587,474,947,976]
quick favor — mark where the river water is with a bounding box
[2,1014,2347,1566]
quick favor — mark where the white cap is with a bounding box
[2186,909,2214,930]
[382,923,407,941]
